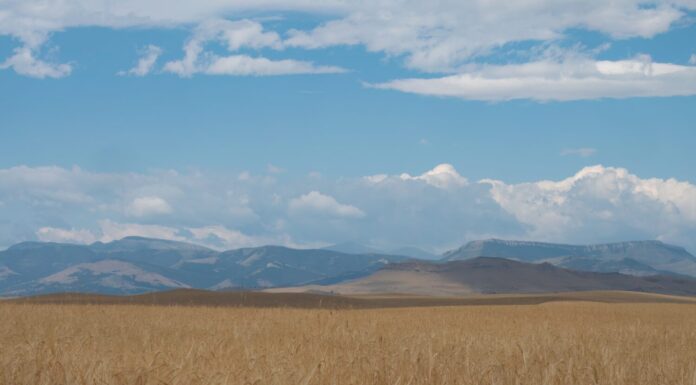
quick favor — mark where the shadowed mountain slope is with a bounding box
[276,257,696,296]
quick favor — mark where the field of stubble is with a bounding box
[1,302,695,385]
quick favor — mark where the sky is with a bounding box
[1,1,695,254]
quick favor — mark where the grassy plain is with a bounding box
[1,297,696,385]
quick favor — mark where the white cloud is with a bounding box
[3,164,696,254]
[373,56,696,101]
[118,45,162,76]
[188,225,260,249]
[365,164,468,189]
[126,196,172,217]
[286,1,691,72]
[163,18,345,77]
[97,220,184,243]
[364,174,388,184]
[690,54,696,65]
[399,164,468,189]
[481,165,696,244]
[1,0,694,86]
[36,220,185,244]
[35,223,273,250]
[201,55,345,76]
[0,45,71,78]
[561,148,597,157]
[289,191,365,218]
[36,227,98,244]
[0,165,94,204]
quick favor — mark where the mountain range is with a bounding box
[1,237,696,297]
[0,237,406,296]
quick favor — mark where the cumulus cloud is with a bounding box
[399,164,468,189]
[289,191,365,218]
[561,148,597,157]
[126,196,172,217]
[163,18,345,77]
[365,164,468,189]
[118,45,162,76]
[372,56,696,101]
[2,163,696,254]
[481,165,696,246]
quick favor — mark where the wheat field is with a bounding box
[1,301,696,385]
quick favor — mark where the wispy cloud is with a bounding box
[0,46,71,79]
[118,45,162,77]
[162,19,345,77]
[372,56,696,101]
[561,148,597,157]
[267,164,285,174]
[1,0,694,89]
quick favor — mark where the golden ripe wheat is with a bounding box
[1,301,696,385]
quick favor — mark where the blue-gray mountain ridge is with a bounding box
[1,237,695,296]
[0,237,407,296]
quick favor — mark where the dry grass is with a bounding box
[1,302,696,385]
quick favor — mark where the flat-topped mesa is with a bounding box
[443,239,696,277]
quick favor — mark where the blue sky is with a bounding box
[1,1,695,253]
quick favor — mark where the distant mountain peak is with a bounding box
[7,241,83,251]
[321,241,384,255]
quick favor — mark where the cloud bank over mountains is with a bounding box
[1,163,695,254]
[2,0,696,100]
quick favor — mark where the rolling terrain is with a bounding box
[275,257,696,296]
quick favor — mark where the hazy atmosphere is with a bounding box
[2,1,696,254]
[2,163,696,255]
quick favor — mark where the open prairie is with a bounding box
[2,299,696,385]
[7,288,696,308]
